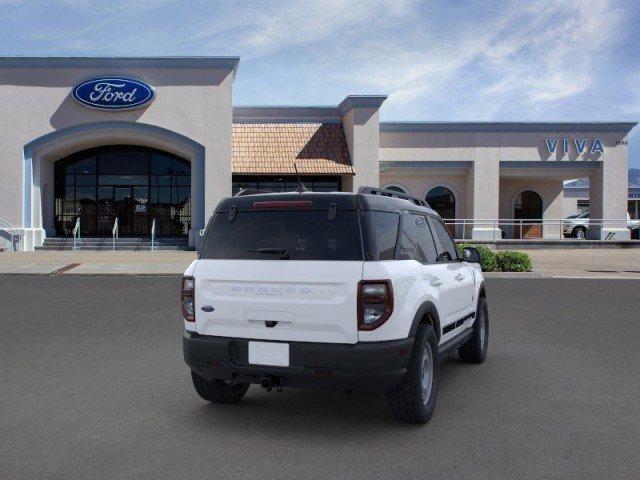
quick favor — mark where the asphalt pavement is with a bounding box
[1,276,639,480]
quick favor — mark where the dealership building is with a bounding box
[0,56,636,250]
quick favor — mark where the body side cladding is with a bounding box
[408,301,442,341]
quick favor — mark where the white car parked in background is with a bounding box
[563,211,589,239]
[564,211,639,239]
[181,187,488,423]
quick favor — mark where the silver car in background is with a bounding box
[563,211,589,239]
[563,211,640,239]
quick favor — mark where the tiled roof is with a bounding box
[232,123,354,175]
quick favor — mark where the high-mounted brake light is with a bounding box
[252,200,312,210]
[181,276,195,322]
[357,280,393,331]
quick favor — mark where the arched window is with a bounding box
[384,185,407,194]
[513,190,543,238]
[53,145,191,237]
[514,190,542,220]
[426,186,455,219]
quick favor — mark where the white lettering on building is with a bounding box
[545,138,604,156]
[88,82,138,103]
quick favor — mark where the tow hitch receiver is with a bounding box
[260,376,283,392]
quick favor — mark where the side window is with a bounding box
[366,211,399,260]
[428,216,458,261]
[411,214,438,264]
[395,212,416,260]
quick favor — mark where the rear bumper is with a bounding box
[183,332,414,393]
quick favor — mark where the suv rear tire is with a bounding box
[191,371,250,403]
[458,297,489,363]
[387,323,438,424]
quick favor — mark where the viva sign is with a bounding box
[72,77,155,110]
[545,137,604,156]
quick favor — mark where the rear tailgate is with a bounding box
[194,260,363,344]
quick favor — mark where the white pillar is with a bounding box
[20,154,46,250]
[340,96,386,192]
[471,133,501,240]
[188,149,206,249]
[588,138,630,240]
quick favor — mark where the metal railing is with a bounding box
[112,218,119,251]
[72,218,81,251]
[441,218,636,241]
[0,217,23,252]
[150,218,156,252]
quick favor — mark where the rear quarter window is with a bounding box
[362,211,400,261]
[199,210,363,261]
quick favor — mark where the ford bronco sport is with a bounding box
[182,187,488,423]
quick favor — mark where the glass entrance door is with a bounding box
[112,187,149,236]
[114,187,133,236]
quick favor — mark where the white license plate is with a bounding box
[248,341,290,367]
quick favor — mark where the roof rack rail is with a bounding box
[357,186,429,207]
[233,188,273,197]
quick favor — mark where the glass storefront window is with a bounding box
[231,176,341,195]
[54,146,190,237]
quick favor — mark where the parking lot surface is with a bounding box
[1,276,639,480]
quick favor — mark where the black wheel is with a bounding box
[387,323,438,424]
[191,371,250,404]
[573,226,586,239]
[459,297,489,363]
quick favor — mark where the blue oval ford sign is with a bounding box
[72,77,155,110]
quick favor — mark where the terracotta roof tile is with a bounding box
[232,123,354,175]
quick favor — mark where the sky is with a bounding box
[1,0,639,168]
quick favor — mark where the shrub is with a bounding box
[456,243,499,272]
[495,250,532,272]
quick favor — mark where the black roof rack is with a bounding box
[357,186,430,208]
[233,188,273,197]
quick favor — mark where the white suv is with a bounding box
[182,187,488,423]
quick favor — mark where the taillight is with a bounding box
[357,280,393,330]
[181,276,195,322]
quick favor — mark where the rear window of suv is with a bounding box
[199,210,363,261]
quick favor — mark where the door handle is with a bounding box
[430,278,443,287]
[455,273,465,281]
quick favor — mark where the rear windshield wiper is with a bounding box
[248,247,290,259]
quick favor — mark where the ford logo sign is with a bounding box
[72,77,155,110]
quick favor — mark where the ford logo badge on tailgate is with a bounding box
[72,77,155,110]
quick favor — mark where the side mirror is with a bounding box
[461,247,481,264]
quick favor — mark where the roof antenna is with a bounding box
[294,163,308,193]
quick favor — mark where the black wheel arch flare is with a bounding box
[409,302,442,341]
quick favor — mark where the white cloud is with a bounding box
[483,0,621,103]
[337,0,624,117]
[190,0,420,58]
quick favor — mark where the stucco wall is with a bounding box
[341,106,381,190]
[380,131,474,161]
[0,62,234,237]
[499,178,564,238]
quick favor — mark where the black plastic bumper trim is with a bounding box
[183,333,414,393]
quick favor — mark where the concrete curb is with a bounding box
[482,271,536,278]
